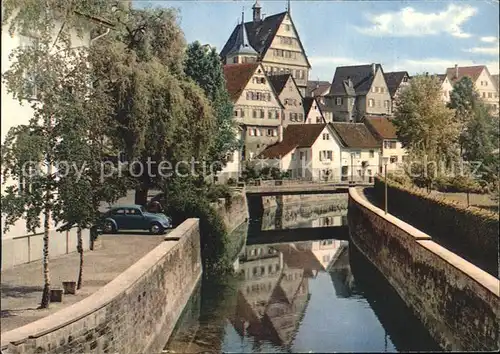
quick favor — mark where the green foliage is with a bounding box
[161,177,232,276]
[393,74,460,163]
[374,176,498,277]
[206,184,232,203]
[184,41,240,173]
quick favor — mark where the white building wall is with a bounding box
[1,20,91,244]
[380,140,407,173]
[340,149,381,181]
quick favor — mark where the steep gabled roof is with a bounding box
[329,64,384,96]
[268,74,293,95]
[257,124,327,159]
[303,97,323,118]
[445,65,486,83]
[220,11,311,69]
[364,116,397,140]
[226,13,258,57]
[330,122,380,149]
[223,63,260,102]
[384,71,409,98]
[221,12,287,59]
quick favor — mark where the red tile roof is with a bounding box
[223,63,260,102]
[445,65,485,83]
[364,116,398,140]
[257,124,326,159]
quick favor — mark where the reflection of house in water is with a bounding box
[230,243,312,348]
[310,239,348,270]
[311,215,343,227]
[329,246,356,298]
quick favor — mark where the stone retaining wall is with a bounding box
[262,193,348,209]
[348,188,499,351]
[0,219,202,354]
[212,192,249,234]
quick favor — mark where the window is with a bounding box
[488,92,493,98]
[383,100,389,108]
[268,111,273,119]
[249,129,255,136]
[234,110,238,117]
[390,156,398,163]
[319,150,333,161]
[260,109,265,118]
[261,77,266,84]
[240,109,245,118]
[336,97,343,106]
[384,141,397,149]
[323,133,329,140]
[298,113,303,121]
[284,24,290,31]
[367,169,372,175]
[253,110,257,118]
[256,129,261,136]
[233,57,238,64]
[352,151,361,158]
[267,129,273,136]
[369,150,374,158]
[372,86,376,93]
[403,76,408,82]
[316,117,323,123]
[368,99,374,107]
[272,129,278,137]
[483,92,486,98]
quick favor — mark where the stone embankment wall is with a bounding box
[348,188,499,351]
[1,219,202,354]
[372,177,498,276]
[212,192,249,234]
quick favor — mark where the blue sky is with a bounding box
[134,0,499,80]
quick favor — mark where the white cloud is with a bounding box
[480,36,498,43]
[355,4,477,38]
[464,46,499,56]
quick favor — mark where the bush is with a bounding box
[206,184,232,202]
[160,178,232,276]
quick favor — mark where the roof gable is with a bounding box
[306,81,331,97]
[445,65,486,84]
[329,64,384,96]
[330,122,380,149]
[220,12,311,68]
[223,63,260,102]
[303,97,324,118]
[268,74,293,95]
[383,71,409,98]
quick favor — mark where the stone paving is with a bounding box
[1,234,165,333]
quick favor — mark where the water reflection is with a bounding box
[165,200,440,353]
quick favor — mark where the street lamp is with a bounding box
[350,152,355,184]
[383,157,389,214]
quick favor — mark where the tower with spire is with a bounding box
[226,10,258,64]
[220,0,311,95]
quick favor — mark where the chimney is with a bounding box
[372,63,376,75]
[278,125,284,143]
[252,0,262,23]
[454,64,458,79]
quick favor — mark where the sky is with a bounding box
[133,0,500,81]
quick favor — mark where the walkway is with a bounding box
[1,234,165,333]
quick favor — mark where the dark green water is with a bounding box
[165,202,441,353]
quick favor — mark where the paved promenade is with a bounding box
[1,234,165,333]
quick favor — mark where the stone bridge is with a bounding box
[244,179,373,196]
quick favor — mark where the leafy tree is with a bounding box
[184,41,240,174]
[1,0,125,307]
[393,74,460,179]
[91,9,217,206]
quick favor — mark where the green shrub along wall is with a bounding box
[373,176,498,277]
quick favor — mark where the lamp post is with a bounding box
[350,152,355,184]
[383,157,389,214]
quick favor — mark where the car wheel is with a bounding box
[103,221,116,234]
[150,222,164,235]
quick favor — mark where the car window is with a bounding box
[112,208,125,215]
[127,208,139,215]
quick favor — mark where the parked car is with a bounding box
[101,205,172,235]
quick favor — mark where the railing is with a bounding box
[244,176,375,187]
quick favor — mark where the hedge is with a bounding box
[373,176,499,277]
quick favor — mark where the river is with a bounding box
[164,199,441,353]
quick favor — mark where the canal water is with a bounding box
[164,200,440,353]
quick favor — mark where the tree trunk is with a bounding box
[135,185,149,206]
[77,226,83,290]
[40,205,51,309]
